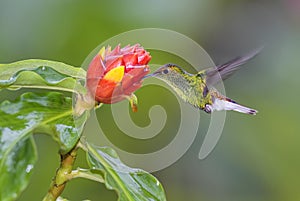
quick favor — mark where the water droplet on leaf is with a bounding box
[25,164,34,173]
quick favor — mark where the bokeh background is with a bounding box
[1,0,300,200]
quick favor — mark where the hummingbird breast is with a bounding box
[162,73,212,110]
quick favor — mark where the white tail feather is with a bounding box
[212,98,257,115]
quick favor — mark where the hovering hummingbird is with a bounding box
[145,48,262,115]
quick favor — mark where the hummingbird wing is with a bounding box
[204,47,263,86]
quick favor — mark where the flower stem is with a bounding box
[42,145,78,201]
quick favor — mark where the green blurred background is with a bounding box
[1,0,300,200]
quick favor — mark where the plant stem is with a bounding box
[43,102,103,200]
[42,145,78,201]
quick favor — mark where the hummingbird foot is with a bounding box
[204,104,213,114]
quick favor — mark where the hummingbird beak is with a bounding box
[142,74,153,79]
[143,64,168,79]
[142,71,159,79]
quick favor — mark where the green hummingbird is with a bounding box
[145,48,262,115]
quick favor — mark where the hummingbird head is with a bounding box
[144,63,199,106]
[144,63,187,83]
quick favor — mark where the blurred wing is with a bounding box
[205,47,263,86]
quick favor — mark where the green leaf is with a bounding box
[0,59,86,94]
[85,143,167,201]
[0,136,37,201]
[0,92,87,200]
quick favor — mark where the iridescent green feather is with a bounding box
[151,65,212,110]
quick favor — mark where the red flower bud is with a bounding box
[86,44,151,108]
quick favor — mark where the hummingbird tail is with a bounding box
[211,97,257,115]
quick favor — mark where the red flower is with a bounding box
[86,44,151,111]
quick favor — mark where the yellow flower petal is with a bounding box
[103,66,125,83]
[98,47,106,60]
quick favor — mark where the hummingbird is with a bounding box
[145,48,262,115]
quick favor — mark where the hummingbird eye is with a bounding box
[162,69,169,74]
